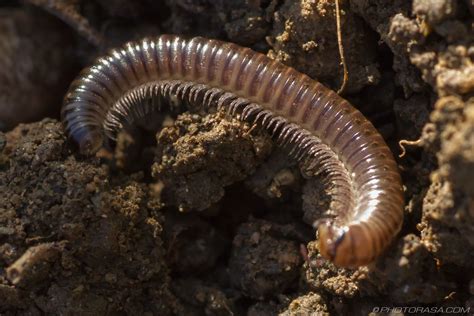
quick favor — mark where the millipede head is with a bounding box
[78,131,103,155]
[318,221,379,268]
[317,221,351,267]
[66,127,104,156]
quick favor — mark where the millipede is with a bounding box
[61,35,404,268]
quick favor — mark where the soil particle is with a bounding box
[304,233,458,306]
[152,111,272,212]
[0,283,23,310]
[350,0,425,95]
[420,96,474,267]
[393,93,431,140]
[300,235,456,314]
[354,0,474,97]
[304,240,366,298]
[171,277,237,316]
[244,149,309,229]
[411,45,474,97]
[268,0,380,93]
[163,212,228,274]
[6,241,65,287]
[219,0,274,47]
[244,150,300,200]
[387,13,425,91]
[163,0,272,48]
[280,292,329,315]
[228,220,304,300]
[366,234,455,304]
[0,120,180,315]
[413,0,458,25]
[247,301,282,316]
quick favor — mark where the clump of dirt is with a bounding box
[162,211,229,275]
[171,277,238,315]
[0,120,179,315]
[350,0,425,95]
[420,96,474,267]
[151,111,273,211]
[280,292,329,316]
[228,219,304,299]
[164,0,273,48]
[1,0,474,314]
[268,0,380,93]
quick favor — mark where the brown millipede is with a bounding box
[61,35,404,267]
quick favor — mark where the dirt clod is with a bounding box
[229,220,303,299]
[152,111,272,212]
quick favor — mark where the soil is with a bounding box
[1,0,473,315]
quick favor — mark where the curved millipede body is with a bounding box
[61,35,404,267]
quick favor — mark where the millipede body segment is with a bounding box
[61,35,404,267]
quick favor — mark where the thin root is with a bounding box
[398,138,423,158]
[335,0,348,95]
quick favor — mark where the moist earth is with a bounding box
[1,0,473,315]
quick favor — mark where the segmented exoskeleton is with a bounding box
[61,35,404,267]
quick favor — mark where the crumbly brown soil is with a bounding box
[1,0,474,315]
